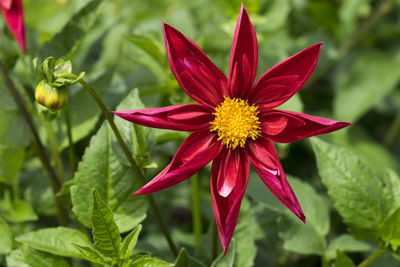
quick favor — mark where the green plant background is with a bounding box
[1,0,400,266]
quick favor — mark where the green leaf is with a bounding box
[0,145,24,185]
[73,244,109,265]
[335,251,356,267]
[278,177,329,255]
[174,248,206,267]
[0,196,38,223]
[0,216,12,254]
[39,0,103,60]
[334,51,400,123]
[130,255,174,266]
[278,93,304,113]
[326,234,371,260]
[378,207,400,251]
[71,122,147,230]
[15,227,92,258]
[91,190,121,259]
[6,247,69,267]
[121,225,142,259]
[210,239,235,267]
[383,170,400,208]
[311,138,392,234]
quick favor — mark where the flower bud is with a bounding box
[35,80,68,110]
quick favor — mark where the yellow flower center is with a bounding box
[211,97,261,149]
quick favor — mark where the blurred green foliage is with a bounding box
[1,0,400,266]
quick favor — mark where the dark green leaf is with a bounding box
[378,207,400,251]
[15,227,92,258]
[73,244,109,265]
[6,247,69,267]
[311,138,392,234]
[91,190,121,259]
[40,0,103,60]
[174,248,207,267]
[210,239,235,267]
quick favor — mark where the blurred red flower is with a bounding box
[1,0,25,52]
[114,4,350,254]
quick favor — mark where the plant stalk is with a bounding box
[357,249,385,267]
[77,78,178,256]
[44,120,66,183]
[191,174,202,253]
[0,60,66,226]
[65,104,77,173]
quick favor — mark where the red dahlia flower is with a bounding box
[0,0,25,52]
[114,5,351,254]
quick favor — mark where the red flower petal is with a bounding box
[163,23,227,107]
[135,131,222,194]
[228,4,258,99]
[1,0,25,52]
[248,43,322,108]
[216,148,242,198]
[113,104,213,132]
[211,149,249,255]
[247,138,305,222]
[260,110,352,143]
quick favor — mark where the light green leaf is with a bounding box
[73,244,109,265]
[278,177,329,255]
[128,34,165,66]
[335,251,356,267]
[0,196,38,223]
[278,93,304,113]
[210,239,235,267]
[311,138,391,233]
[383,170,400,208]
[130,255,174,267]
[378,207,400,251]
[334,51,400,123]
[121,225,142,259]
[326,234,370,260]
[15,227,92,258]
[6,247,69,267]
[40,0,103,60]
[174,248,206,267]
[0,216,12,254]
[71,122,147,230]
[91,190,121,259]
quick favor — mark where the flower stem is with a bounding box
[191,174,202,253]
[77,78,178,256]
[384,111,400,147]
[65,104,77,173]
[0,60,66,226]
[44,120,65,183]
[357,249,385,267]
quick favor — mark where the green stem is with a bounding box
[191,174,202,253]
[384,111,400,147]
[77,78,178,257]
[0,60,66,226]
[44,120,65,183]
[65,104,77,173]
[357,249,385,267]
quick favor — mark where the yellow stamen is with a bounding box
[211,97,261,149]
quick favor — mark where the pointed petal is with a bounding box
[260,110,351,143]
[216,148,241,197]
[247,138,305,221]
[113,104,213,132]
[248,43,322,107]
[163,23,227,107]
[211,149,249,255]
[228,4,258,98]
[1,0,25,52]
[135,131,222,194]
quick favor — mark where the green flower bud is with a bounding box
[35,80,68,110]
